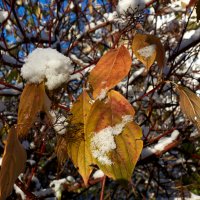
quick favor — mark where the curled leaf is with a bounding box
[0,127,27,200]
[132,33,165,70]
[88,46,132,99]
[17,83,45,137]
[176,85,200,133]
[86,90,143,182]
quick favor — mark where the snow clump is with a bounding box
[117,0,145,14]
[90,115,133,165]
[0,10,8,23]
[21,48,72,90]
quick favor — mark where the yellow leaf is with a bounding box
[17,83,45,137]
[88,46,132,99]
[67,90,93,185]
[132,34,165,70]
[86,90,143,182]
[55,136,68,166]
[0,127,27,200]
[176,85,200,133]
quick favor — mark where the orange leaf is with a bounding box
[88,46,132,99]
[86,90,143,182]
[17,83,45,137]
[67,90,93,185]
[0,127,27,200]
[132,34,165,70]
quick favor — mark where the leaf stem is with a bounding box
[100,175,106,200]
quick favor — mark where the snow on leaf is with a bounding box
[0,127,27,200]
[67,90,93,186]
[17,83,45,137]
[137,44,156,58]
[132,33,165,70]
[90,115,133,165]
[176,85,200,133]
[86,90,143,182]
[88,45,132,99]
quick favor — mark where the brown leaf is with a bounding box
[176,85,200,132]
[88,46,132,99]
[17,83,45,137]
[0,127,27,200]
[132,34,165,70]
[86,90,143,182]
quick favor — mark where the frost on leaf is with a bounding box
[21,48,72,90]
[91,115,133,165]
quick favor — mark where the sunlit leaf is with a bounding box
[67,90,93,185]
[132,33,165,70]
[17,83,45,137]
[86,90,143,182]
[88,46,132,99]
[0,127,27,200]
[176,85,200,133]
[55,136,68,166]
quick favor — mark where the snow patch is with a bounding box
[137,44,156,58]
[50,178,67,200]
[49,111,68,135]
[96,88,108,101]
[14,184,26,200]
[93,170,104,179]
[21,48,72,90]
[0,10,8,23]
[141,130,180,159]
[90,115,133,165]
[117,0,145,14]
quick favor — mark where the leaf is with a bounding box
[86,90,143,182]
[88,46,132,99]
[176,85,200,132]
[17,83,45,137]
[67,90,93,185]
[132,33,165,70]
[0,127,27,200]
[55,136,68,166]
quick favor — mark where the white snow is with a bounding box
[137,44,156,58]
[96,88,108,101]
[117,0,145,14]
[179,28,200,51]
[0,10,8,23]
[93,170,104,179]
[14,184,26,200]
[90,115,133,165]
[50,178,67,200]
[21,48,72,90]
[49,111,68,135]
[141,130,180,159]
